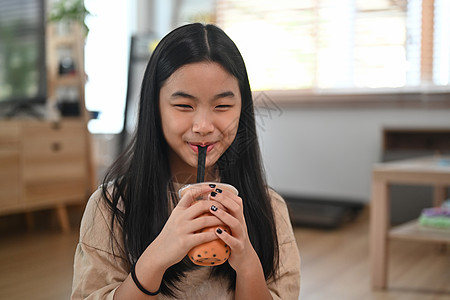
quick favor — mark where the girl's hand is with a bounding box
[145,183,225,270]
[208,188,260,273]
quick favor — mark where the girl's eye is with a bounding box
[215,105,232,110]
[175,104,193,110]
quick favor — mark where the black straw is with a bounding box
[196,146,207,183]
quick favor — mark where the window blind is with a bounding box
[433,0,450,85]
[215,0,449,91]
[0,0,46,102]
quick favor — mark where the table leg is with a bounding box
[433,185,448,252]
[56,204,70,233]
[25,211,34,231]
[370,177,389,290]
[433,185,447,207]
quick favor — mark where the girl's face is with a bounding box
[159,62,242,180]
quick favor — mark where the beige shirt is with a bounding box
[71,187,301,299]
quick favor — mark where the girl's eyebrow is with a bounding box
[171,91,196,99]
[170,91,236,100]
[214,91,235,100]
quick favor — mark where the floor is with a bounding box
[0,206,449,300]
[295,209,450,300]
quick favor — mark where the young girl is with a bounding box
[72,23,300,299]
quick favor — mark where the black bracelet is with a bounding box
[130,263,161,296]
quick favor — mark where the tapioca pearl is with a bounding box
[213,254,216,257]
[197,254,201,257]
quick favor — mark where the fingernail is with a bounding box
[211,205,218,212]
[215,188,222,193]
[209,184,216,188]
[216,228,223,234]
[211,191,217,197]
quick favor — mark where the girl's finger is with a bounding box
[187,214,226,233]
[184,199,226,220]
[189,230,220,247]
[214,226,238,249]
[177,183,216,208]
[216,188,243,206]
[209,204,243,237]
[209,191,242,217]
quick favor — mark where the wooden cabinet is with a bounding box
[0,119,93,232]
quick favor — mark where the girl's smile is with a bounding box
[159,62,242,181]
[187,142,216,153]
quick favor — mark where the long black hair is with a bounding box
[102,23,279,297]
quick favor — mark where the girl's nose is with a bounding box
[192,111,214,135]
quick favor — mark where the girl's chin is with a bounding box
[190,156,218,169]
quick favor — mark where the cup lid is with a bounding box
[178,182,238,198]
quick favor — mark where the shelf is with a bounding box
[55,75,80,86]
[389,219,450,243]
[51,35,77,46]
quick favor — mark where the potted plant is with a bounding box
[48,0,91,36]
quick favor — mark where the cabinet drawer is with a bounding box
[22,121,87,180]
[24,177,87,204]
[0,121,20,210]
[0,121,20,149]
[0,150,21,209]
[21,120,89,204]
[22,121,86,157]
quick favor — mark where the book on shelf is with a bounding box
[418,202,450,230]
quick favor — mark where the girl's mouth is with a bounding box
[188,142,215,153]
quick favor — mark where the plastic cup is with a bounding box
[178,182,238,266]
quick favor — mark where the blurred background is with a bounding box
[0,0,449,299]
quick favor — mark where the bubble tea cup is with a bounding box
[178,182,238,266]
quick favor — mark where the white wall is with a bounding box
[258,106,450,203]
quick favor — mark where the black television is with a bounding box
[0,0,47,116]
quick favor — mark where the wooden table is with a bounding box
[370,156,450,289]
